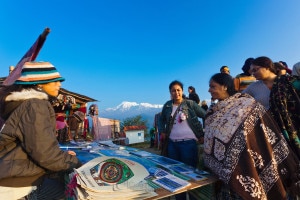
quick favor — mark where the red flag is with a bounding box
[3,27,51,85]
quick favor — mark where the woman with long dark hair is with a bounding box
[204,73,300,199]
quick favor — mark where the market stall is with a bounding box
[62,141,217,200]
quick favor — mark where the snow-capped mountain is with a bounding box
[100,101,163,127]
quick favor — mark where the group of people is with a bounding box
[55,102,101,144]
[0,57,300,200]
[158,56,300,199]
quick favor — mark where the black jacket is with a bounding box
[188,93,200,104]
[0,89,81,187]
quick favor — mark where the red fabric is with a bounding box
[285,67,292,74]
[56,121,66,130]
[78,107,87,114]
[83,118,88,138]
[56,116,65,122]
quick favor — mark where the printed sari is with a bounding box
[204,93,299,200]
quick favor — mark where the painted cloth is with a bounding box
[204,93,300,200]
[90,115,102,141]
[270,75,300,159]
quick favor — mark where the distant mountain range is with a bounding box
[99,101,163,127]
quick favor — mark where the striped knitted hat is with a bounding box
[14,61,65,85]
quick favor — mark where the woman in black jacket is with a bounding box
[0,61,82,199]
[187,86,200,104]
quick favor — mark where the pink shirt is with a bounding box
[169,105,197,141]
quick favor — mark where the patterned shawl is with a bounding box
[270,75,300,159]
[204,93,299,200]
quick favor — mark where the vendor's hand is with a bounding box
[68,150,76,156]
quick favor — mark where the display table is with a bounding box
[62,141,217,199]
[146,177,217,200]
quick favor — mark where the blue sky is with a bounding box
[1,1,300,110]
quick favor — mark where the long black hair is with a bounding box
[252,56,276,74]
[210,73,236,96]
[169,80,183,91]
[188,86,196,93]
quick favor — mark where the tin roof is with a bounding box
[123,125,146,131]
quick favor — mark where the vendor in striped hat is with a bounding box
[0,61,81,199]
[14,61,65,90]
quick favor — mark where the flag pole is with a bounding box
[31,27,51,61]
[3,27,51,85]
[42,27,51,38]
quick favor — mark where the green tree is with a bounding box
[121,115,148,138]
[121,115,147,129]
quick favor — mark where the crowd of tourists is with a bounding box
[0,56,300,199]
[158,56,300,199]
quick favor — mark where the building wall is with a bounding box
[125,130,145,144]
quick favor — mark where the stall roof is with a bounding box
[0,77,97,103]
[59,88,97,103]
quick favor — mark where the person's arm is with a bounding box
[21,100,81,171]
[157,106,167,134]
[196,94,200,104]
[192,101,206,118]
[157,105,168,140]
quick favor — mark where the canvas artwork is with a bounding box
[153,176,190,193]
[129,150,155,157]
[69,156,157,199]
[146,155,182,167]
